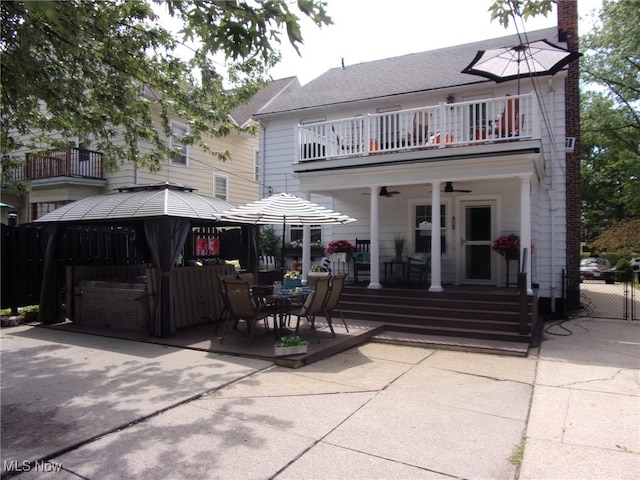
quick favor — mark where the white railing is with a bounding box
[297,94,538,161]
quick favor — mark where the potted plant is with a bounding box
[325,239,355,262]
[492,233,520,260]
[274,335,309,356]
[260,226,281,257]
[394,236,407,262]
[283,269,302,289]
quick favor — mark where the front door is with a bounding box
[461,202,495,284]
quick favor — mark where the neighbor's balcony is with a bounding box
[297,94,539,162]
[8,148,105,182]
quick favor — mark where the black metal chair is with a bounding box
[352,238,371,284]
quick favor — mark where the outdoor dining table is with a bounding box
[251,286,312,339]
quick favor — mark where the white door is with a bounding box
[461,201,496,284]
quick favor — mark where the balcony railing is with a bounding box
[8,148,104,182]
[297,94,539,162]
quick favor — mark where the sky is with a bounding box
[267,0,603,85]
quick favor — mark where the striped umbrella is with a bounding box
[218,192,357,266]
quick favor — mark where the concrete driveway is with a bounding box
[1,317,638,479]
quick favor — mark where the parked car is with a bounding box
[580,257,615,284]
[630,257,640,271]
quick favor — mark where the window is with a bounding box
[289,225,322,247]
[414,204,447,254]
[213,174,228,201]
[32,201,69,220]
[170,123,188,166]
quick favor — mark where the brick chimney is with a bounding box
[558,0,581,310]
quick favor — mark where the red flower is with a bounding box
[325,239,356,254]
[492,234,520,255]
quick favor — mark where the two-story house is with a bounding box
[255,9,581,317]
[1,77,298,225]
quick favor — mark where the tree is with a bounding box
[580,0,640,241]
[589,218,640,257]
[581,0,640,130]
[581,91,640,240]
[488,0,553,28]
[1,0,331,190]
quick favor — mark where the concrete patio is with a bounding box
[1,316,638,479]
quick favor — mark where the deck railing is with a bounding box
[297,93,539,161]
[8,148,104,182]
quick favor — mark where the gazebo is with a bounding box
[34,182,258,337]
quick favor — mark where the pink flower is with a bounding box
[492,234,520,255]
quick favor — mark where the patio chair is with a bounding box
[323,274,349,336]
[289,275,331,343]
[220,278,273,346]
[406,256,430,284]
[411,110,429,146]
[494,95,522,138]
[352,238,371,284]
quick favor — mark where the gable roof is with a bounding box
[230,76,300,126]
[256,27,560,116]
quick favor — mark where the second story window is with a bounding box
[214,174,228,201]
[170,123,188,166]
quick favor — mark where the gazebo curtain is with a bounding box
[39,225,61,324]
[144,218,191,337]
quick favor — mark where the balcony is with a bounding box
[8,148,104,182]
[297,94,539,162]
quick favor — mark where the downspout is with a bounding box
[545,80,557,312]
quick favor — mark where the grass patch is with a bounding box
[509,439,526,465]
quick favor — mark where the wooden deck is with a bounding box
[46,283,535,368]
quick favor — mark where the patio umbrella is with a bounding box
[218,192,357,268]
[461,39,581,94]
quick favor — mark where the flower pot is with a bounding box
[283,278,302,289]
[274,344,308,356]
[330,252,348,262]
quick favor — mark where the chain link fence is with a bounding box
[577,278,639,322]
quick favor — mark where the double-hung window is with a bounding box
[170,122,188,166]
[414,204,447,254]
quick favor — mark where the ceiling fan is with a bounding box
[362,186,401,197]
[443,182,472,193]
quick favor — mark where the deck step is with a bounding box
[340,285,536,345]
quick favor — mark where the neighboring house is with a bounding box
[255,8,580,314]
[1,77,299,224]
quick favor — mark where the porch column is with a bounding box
[302,192,311,280]
[519,175,533,294]
[368,185,382,288]
[429,181,443,292]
